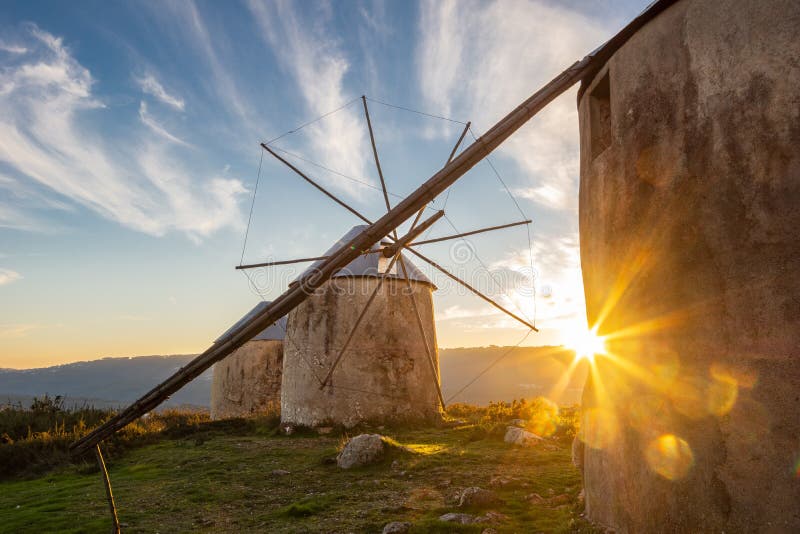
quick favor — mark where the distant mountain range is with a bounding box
[0,346,586,410]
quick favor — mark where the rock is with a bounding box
[270,469,290,476]
[336,434,385,469]
[382,521,411,533]
[391,460,401,470]
[510,418,526,427]
[439,512,477,524]
[504,426,544,446]
[571,435,584,470]
[458,487,501,508]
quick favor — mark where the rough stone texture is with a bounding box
[210,340,282,419]
[382,521,412,534]
[503,427,544,446]
[458,487,501,508]
[336,434,385,469]
[577,0,800,532]
[282,277,442,427]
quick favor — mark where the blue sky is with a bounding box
[0,0,648,368]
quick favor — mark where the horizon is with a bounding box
[0,0,650,369]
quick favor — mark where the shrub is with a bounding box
[0,398,214,480]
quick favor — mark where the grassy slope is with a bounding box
[0,424,595,533]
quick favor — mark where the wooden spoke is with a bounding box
[409,219,531,247]
[318,251,402,389]
[404,247,538,332]
[362,96,393,218]
[261,143,372,225]
[397,256,446,411]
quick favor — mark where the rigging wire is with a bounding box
[240,149,264,266]
[365,96,468,125]
[267,144,405,200]
[468,126,538,327]
[262,96,362,146]
[445,328,534,404]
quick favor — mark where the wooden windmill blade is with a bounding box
[71,51,597,455]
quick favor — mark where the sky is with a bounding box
[0,0,649,369]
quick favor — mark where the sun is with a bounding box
[568,326,606,362]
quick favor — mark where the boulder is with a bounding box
[504,426,544,446]
[458,487,501,508]
[336,434,385,469]
[382,521,411,533]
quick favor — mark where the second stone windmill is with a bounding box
[232,97,538,428]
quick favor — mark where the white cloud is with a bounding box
[0,268,21,286]
[135,73,185,111]
[247,0,372,198]
[138,101,191,147]
[0,42,27,54]
[416,0,608,211]
[0,25,247,239]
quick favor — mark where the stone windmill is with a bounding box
[231,96,538,427]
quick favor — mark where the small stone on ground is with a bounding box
[504,426,544,446]
[382,521,411,533]
[459,487,501,508]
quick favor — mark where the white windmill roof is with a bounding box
[215,301,287,343]
[296,225,436,288]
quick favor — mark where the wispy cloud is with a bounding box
[0,25,247,239]
[247,0,371,198]
[0,323,37,338]
[416,0,608,211]
[135,73,185,111]
[0,41,27,55]
[0,268,21,286]
[138,101,191,147]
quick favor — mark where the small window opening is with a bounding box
[589,71,611,160]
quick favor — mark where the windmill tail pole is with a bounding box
[69,54,594,456]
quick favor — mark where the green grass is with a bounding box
[0,421,597,533]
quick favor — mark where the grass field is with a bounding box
[0,418,595,533]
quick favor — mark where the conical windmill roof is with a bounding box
[297,225,436,289]
[215,301,287,343]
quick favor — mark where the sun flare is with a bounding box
[568,327,606,362]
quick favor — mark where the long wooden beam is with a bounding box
[70,53,591,454]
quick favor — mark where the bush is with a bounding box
[0,397,215,479]
[446,397,580,443]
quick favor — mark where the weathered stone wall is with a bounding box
[281,277,441,427]
[577,0,800,531]
[210,340,283,419]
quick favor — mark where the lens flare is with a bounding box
[645,434,694,480]
[568,326,606,362]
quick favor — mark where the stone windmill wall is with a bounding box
[281,226,442,428]
[577,0,800,531]
[210,303,286,419]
